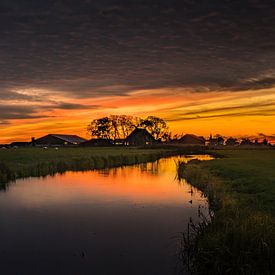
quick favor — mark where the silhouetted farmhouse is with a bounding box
[125,128,155,146]
[114,139,125,146]
[80,138,113,147]
[34,134,86,146]
[178,134,205,145]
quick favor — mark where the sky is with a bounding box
[1,0,275,143]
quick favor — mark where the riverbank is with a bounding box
[0,146,206,188]
[178,149,275,274]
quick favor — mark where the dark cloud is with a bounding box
[52,102,99,110]
[173,101,275,117]
[0,0,275,98]
[47,102,100,110]
[166,100,275,121]
[0,101,98,121]
[168,112,275,121]
[0,105,47,120]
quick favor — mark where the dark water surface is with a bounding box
[0,155,212,275]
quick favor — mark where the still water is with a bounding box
[0,155,212,275]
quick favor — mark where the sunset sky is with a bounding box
[1,0,275,143]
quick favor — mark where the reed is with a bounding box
[177,149,275,274]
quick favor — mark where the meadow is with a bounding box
[178,149,275,274]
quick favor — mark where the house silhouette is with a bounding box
[125,128,155,146]
[34,134,86,146]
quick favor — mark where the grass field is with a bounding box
[178,149,275,274]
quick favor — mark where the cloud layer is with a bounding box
[1,0,275,94]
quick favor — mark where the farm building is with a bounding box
[178,134,205,145]
[34,134,86,146]
[225,137,239,146]
[209,135,225,146]
[125,128,155,146]
[113,139,125,146]
[80,139,113,147]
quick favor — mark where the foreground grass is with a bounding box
[0,146,204,188]
[178,149,275,274]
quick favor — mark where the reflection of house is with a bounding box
[125,128,155,146]
[178,134,205,145]
[34,134,86,146]
[80,139,113,147]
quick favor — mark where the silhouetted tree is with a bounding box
[139,116,170,141]
[87,115,170,141]
[262,138,268,146]
[88,115,140,139]
[87,117,112,139]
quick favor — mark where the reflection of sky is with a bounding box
[1,1,275,142]
[0,156,211,207]
[0,156,210,274]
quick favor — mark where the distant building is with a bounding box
[240,138,254,146]
[80,138,113,147]
[125,128,155,146]
[225,137,239,146]
[209,134,224,146]
[113,139,125,146]
[178,134,205,145]
[34,134,86,146]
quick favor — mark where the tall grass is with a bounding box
[177,150,275,274]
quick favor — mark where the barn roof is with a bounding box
[126,128,154,141]
[80,138,113,146]
[48,134,86,144]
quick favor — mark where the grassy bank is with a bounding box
[0,146,206,188]
[178,149,275,274]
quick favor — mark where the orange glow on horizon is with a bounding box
[1,87,275,144]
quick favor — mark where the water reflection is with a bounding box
[0,155,212,275]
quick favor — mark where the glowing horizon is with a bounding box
[1,86,275,144]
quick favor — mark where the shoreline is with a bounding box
[177,149,275,274]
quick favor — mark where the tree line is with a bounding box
[87,115,170,141]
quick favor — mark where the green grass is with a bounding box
[178,149,275,274]
[0,146,204,188]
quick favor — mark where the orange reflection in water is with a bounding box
[13,155,213,208]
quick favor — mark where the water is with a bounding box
[0,155,212,275]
